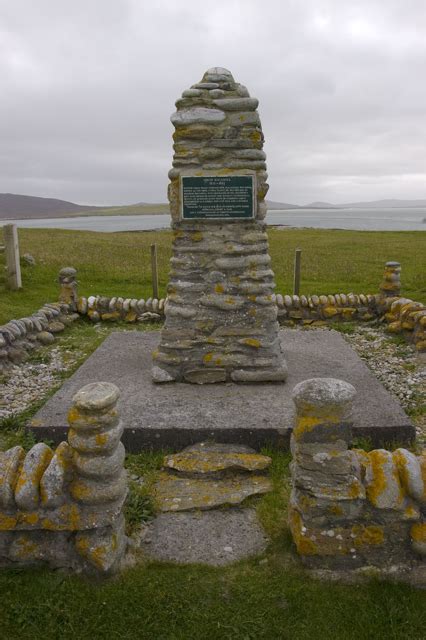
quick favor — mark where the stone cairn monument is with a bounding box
[152,67,287,384]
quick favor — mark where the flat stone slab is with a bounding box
[30,330,415,450]
[153,471,272,512]
[141,509,269,565]
[164,442,272,477]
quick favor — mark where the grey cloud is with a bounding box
[0,0,425,205]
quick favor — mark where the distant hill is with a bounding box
[266,200,300,210]
[340,199,426,209]
[1,193,425,220]
[304,201,341,209]
[0,194,168,219]
[0,193,103,219]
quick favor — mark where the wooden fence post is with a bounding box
[3,224,22,290]
[150,243,159,299]
[293,248,301,296]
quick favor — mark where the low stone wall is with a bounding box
[1,261,424,374]
[275,292,378,324]
[288,377,425,584]
[0,382,127,574]
[0,301,79,372]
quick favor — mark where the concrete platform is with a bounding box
[29,330,415,451]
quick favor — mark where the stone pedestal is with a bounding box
[152,67,287,384]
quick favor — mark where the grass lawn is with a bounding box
[0,227,425,324]
[0,448,424,640]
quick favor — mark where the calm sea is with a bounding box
[2,207,426,232]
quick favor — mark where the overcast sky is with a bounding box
[1,0,426,205]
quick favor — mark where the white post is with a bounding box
[4,224,22,290]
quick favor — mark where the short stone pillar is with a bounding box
[59,267,78,310]
[289,378,425,579]
[152,67,287,384]
[68,382,127,572]
[0,382,128,574]
[379,261,401,299]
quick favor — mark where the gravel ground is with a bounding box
[340,324,425,448]
[1,323,424,448]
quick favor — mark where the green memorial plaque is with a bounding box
[181,175,255,220]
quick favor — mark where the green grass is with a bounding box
[0,547,424,639]
[1,227,425,324]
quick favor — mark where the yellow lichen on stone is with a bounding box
[70,480,93,502]
[20,512,39,526]
[348,480,364,499]
[203,353,213,363]
[293,413,339,439]
[288,508,318,555]
[352,524,385,547]
[190,231,203,242]
[410,522,426,543]
[124,311,137,323]
[13,534,39,559]
[0,513,18,530]
[243,338,261,348]
[366,449,404,508]
[322,306,339,318]
[215,283,225,294]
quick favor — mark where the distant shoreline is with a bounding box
[3,203,426,222]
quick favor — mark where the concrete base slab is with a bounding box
[30,330,415,451]
[140,509,269,566]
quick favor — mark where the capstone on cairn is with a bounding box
[152,67,287,384]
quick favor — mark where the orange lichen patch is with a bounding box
[165,451,271,475]
[250,130,262,144]
[393,449,410,490]
[70,480,93,502]
[366,449,404,508]
[13,535,39,558]
[410,522,426,543]
[341,308,356,319]
[154,471,271,512]
[322,306,339,318]
[403,503,420,520]
[67,407,81,424]
[329,504,344,516]
[348,480,364,499]
[203,353,213,363]
[243,338,261,348]
[352,525,385,547]
[173,125,215,140]
[0,513,18,530]
[19,512,39,526]
[288,508,318,555]
[95,433,108,446]
[293,413,339,439]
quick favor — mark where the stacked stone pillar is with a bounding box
[379,261,401,299]
[152,67,287,384]
[289,378,425,580]
[68,382,127,572]
[59,266,78,310]
[0,382,127,574]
